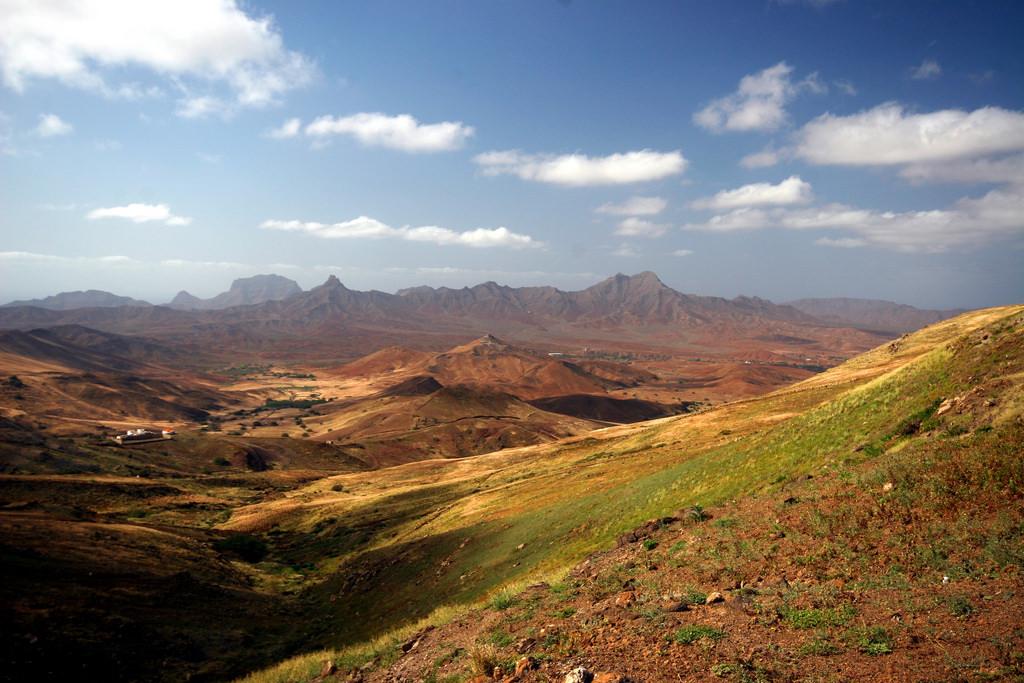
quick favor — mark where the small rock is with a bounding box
[882,482,894,492]
[514,656,537,677]
[661,599,688,613]
[516,543,526,551]
[515,636,536,653]
[320,660,337,678]
[942,575,950,585]
[614,591,636,608]
[565,667,594,683]
[705,591,725,604]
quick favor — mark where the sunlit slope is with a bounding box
[224,305,1023,648]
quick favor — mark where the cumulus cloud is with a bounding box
[475,149,686,186]
[86,203,192,226]
[0,0,314,115]
[683,187,1024,252]
[899,154,1024,186]
[691,176,813,210]
[910,59,942,80]
[694,62,824,133]
[267,117,301,139]
[794,104,1024,166]
[740,147,782,169]
[303,113,473,152]
[261,216,541,249]
[615,217,668,238]
[596,196,667,216]
[34,113,72,137]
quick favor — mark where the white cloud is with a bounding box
[794,103,1024,166]
[475,149,686,186]
[160,258,250,269]
[268,117,301,139]
[176,96,229,120]
[910,59,942,80]
[899,154,1024,186]
[672,249,694,256]
[611,243,640,257]
[815,237,866,248]
[615,217,668,238]
[304,112,473,152]
[834,79,857,96]
[691,176,813,210]
[740,147,781,169]
[0,0,314,115]
[86,203,192,226]
[261,216,541,249]
[596,196,667,216]
[694,62,824,133]
[683,187,1024,252]
[0,250,140,265]
[34,113,71,137]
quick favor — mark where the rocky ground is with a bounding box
[316,419,1024,683]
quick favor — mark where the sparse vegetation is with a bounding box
[671,625,726,644]
[213,534,268,563]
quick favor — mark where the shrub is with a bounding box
[851,626,893,656]
[489,590,517,611]
[799,633,841,656]
[643,538,659,551]
[213,534,268,563]
[468,645,499,676]
[948,595,974,618]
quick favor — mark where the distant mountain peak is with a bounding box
[168,273,301,310]
[321,274,345,288]
[2,290,152,310]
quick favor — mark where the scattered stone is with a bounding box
[514,656,537,677]
[320,660,337,678]
[882,482,894,493]
[660,599,689,613]
[565,667,594,683]
[516,543,526,551]
[515,636,536,653]
[705,591,725,604]
[614,591,636,608]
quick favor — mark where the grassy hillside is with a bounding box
[235,305,1023,681]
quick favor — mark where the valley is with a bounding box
[0,272,1019,682]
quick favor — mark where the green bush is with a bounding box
[213,534,269,562]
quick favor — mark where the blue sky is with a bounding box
[1,0,1023,308]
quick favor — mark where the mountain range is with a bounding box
[0,273,959,365]
[168,274,302,310]
[787,297,964,334]
[1,289,152,310]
